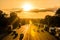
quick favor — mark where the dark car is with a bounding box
[19,33,24,40]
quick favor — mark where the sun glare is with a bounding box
[22,3,33,11]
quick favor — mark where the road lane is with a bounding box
[2,24,57,40]
[23,24,57,40]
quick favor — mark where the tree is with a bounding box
[0,10,8,27]
[8,12,21,29]
[53,16,60,27]
[55,8,60,16]
[8,12,17,24]
[44,15,52,26]
[0,10,10,33]
[0,10,3,14]
[40,15,55,27]
[40,19,45,24]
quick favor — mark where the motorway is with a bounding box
[2,23,57,40]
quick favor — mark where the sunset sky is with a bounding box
[0,0,60,9]
[0,0,60,19]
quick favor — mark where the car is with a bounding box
[55,27,60,37]
[49,27,56,35]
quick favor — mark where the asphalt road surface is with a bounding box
[2,24,57,40]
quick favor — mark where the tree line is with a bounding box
[40,8,60,27]
[0,10,20,31]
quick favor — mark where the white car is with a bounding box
[55,27,60,38]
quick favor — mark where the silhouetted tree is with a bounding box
[40,19,45,24]
[40,15,60,27]
[40,15,52,27]
[8,12,21,29]
[8,12,17,24]
[55,8,60,16]
[54,8,60,27]
[0,10,10,33]
[53,16,60,27]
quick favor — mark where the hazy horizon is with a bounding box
[0,0,58,19]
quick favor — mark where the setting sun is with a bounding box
[22,3,33,11]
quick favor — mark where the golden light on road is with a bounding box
[29,20,32,24]
[22,3,33,11]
